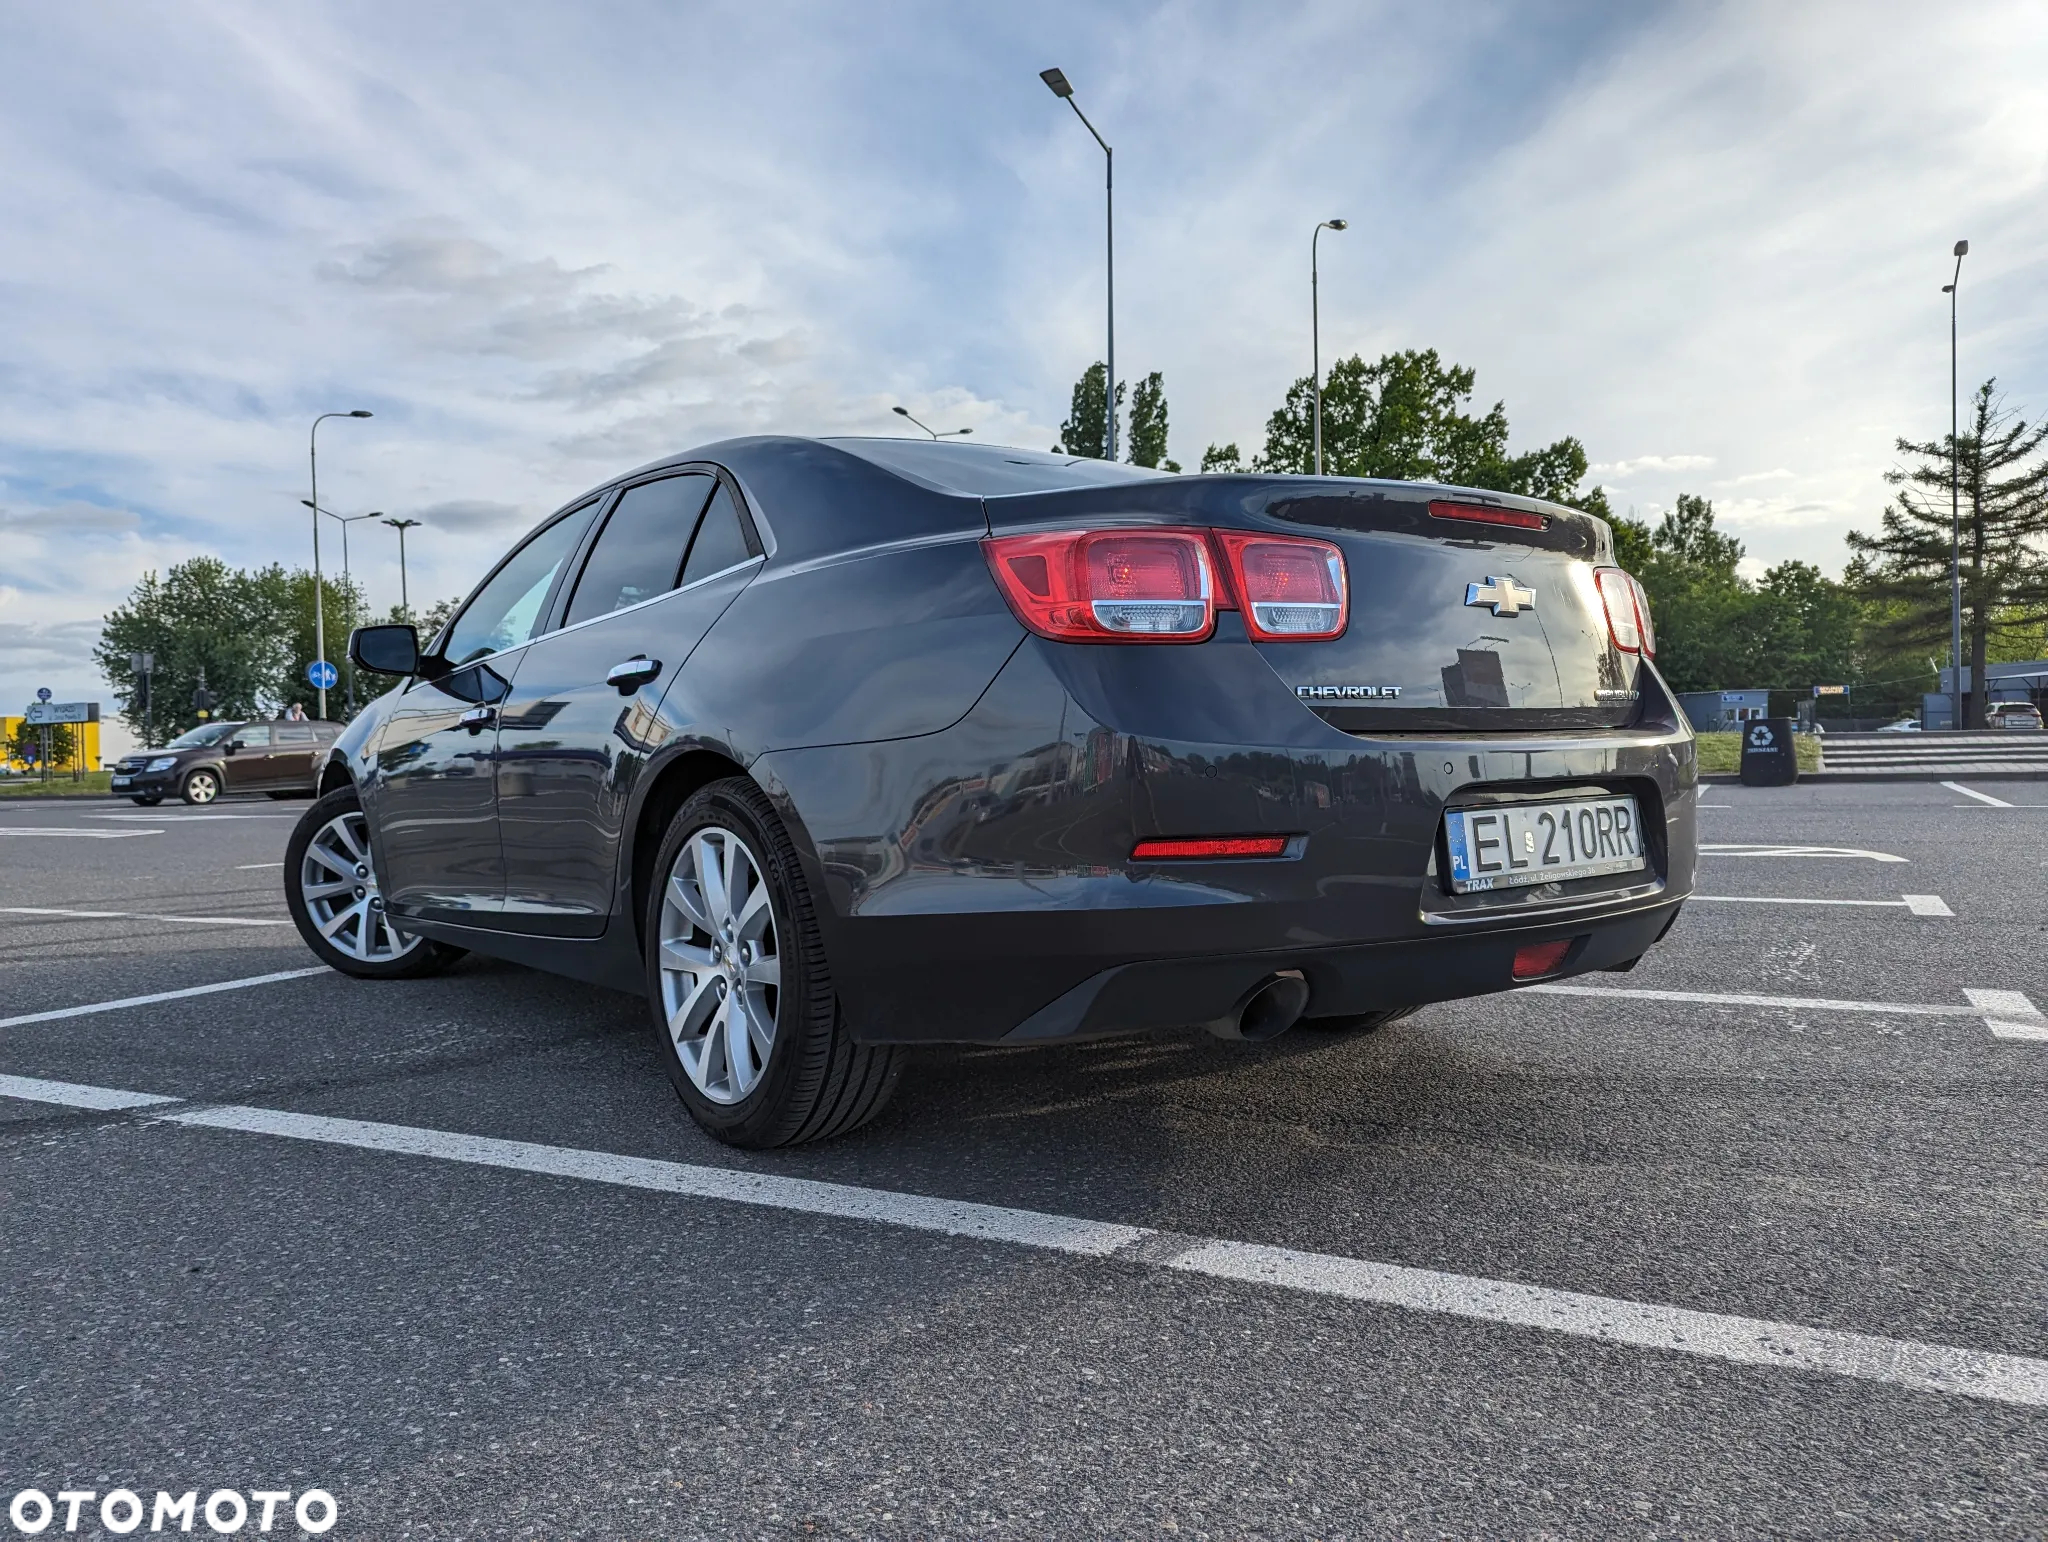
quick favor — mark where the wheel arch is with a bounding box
[318,753,355,797]
[626,747,755,954]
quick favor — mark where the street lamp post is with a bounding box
[1312,218,1348,476]
[1041,67,1115,460]
[1942,239,1968,731]
[308,410,372,719]
[891,405,972,440]
[384,518,421,616]
[303,499,383,715]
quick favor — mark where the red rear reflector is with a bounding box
[1511,939,1574,980]
[1595,567,1644,654]
[1213,531,1348,640]
[984,529,1215,642]
[1428,500,1547,531]
[1131,835,1289,860]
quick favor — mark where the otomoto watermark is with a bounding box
[7,1488,336,1536]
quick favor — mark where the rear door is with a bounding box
[270,722,320,789]
[494,470,762,935]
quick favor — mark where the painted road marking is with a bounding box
[1942,781,2013,808]
[236,862,285,870]
[90,811,298,822]
[1700,844,1907,863]
[0,1075,2041,1410]
[0,967,327,1029]
[1528,983,1999,1020]
[1965,989,2048,1043]
[0,906,289,928]
[1689,894,1952,916]
[0,828,159,839]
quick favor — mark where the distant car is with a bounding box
[1876,719,1922,733]
[109,719,341,805]
[1989,703,2044,731]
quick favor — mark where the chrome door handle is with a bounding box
[459,705,498,733]
[607,657,662,695]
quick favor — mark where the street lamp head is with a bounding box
[1325,219,1348,231]
[349,409,373,418]
[1942,284,1954,293]
[892,405,911,417]
[1040,67,1073,98]
[1953,240,1968,257]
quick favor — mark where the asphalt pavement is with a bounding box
[2,782,2043,1539]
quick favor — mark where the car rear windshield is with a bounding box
[822,438,1171,497]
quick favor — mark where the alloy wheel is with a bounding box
[185,770,219,804]
[298,809,422,962]
[658,824,781,1105]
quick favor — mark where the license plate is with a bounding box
[110,776,130,787]
[1444,795,1645,893]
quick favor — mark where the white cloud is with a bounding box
[1592,455,1717,478]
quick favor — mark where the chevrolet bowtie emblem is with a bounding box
[1465,575,1536,616]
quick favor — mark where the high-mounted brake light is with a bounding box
[1429,500,1548,531]
[1213,531,1348,640]
[983,528,1215,642]
[1595,566,1652,656]
[1131,835,1290,860]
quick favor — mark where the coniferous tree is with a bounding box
[1055,363,1123,460]
[1846,381,2048,727]
[1126,371,1177,470]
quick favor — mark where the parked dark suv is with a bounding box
[289,437,1696,1148]
[111,719,341,805]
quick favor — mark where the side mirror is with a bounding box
[225,739,241,755]
[350,624,421,676]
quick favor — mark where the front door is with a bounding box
[366,500,599,921]
[494,471,761,935]
[221,722,278,791]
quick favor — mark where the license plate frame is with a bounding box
[1443,794,1646,893]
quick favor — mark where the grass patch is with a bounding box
[0,771,116,798]
[1694,732,1822,775]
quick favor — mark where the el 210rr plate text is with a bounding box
[1444,795,1645,893]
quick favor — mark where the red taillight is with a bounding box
[1629,575,1657,658]
[1511,939,1574,980]
[1595,567,1645,654]
[1213,531,1348,640]
[1131,835,1290,860]
[983,528,1215,642]
[1429,500,1548,531]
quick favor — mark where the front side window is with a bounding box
[232,724,272,748]
[274,724,315,744]
[442,505,596,665]
[564,474,716,626]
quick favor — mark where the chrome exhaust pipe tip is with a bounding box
[1203,970,1310,1041]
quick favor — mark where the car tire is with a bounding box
[130,794,163,806]
[645,777,901,1149]
[180,768,221,805]
[284,785,466,980]
[1299,1004,1420,1033]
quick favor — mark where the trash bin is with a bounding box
[1739,717,1798,786]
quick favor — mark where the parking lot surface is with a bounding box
[2,783,2044,1538]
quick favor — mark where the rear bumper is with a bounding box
[755,629,1698,1045]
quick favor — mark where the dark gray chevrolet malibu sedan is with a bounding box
[287,437,1696,1147]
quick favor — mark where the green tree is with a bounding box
[251,565,367,716]
[9,718,76,771]
[1126,371,1178,470]
[1200,442,1245,473]
[1846,380,2048,727]
[1056,362,1124,460]
[1249,349,1611,517]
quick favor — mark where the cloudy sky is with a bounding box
[3,0,2045,719]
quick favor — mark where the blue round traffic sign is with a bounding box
[36,687,52,702]
[307,660,338,689]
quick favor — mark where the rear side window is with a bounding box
[680,482,754,586]
[565,474,717,626]
[443,505,596,665]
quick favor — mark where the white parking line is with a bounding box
[1964,989,2048,1043]
[0,968,327,1029]
[1528,983,1994,1019]
[0,1075,2041,1409]
[0,828,159,839]
[90,811,298,822]
[1689,894,1952,916]
[1700,844,1907,863]
[1942,781,2013,808]
[0,906,290,928]
[236,862,285,870]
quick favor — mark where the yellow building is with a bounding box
[3,713,105,774]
